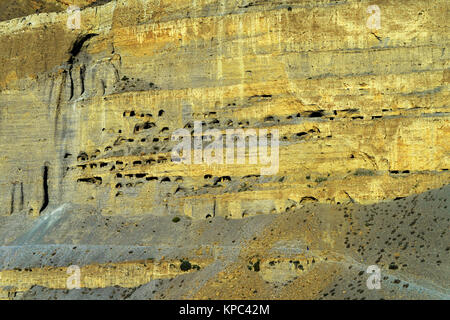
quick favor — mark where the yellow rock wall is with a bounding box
[0,258,209,299]
[0,0,448,218]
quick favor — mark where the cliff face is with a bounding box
[0,0,448,219]
[0,0,448,300]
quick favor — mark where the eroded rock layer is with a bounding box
[0,0,448,300]
[1,0,449,219]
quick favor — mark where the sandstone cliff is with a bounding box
[0,0,448,300]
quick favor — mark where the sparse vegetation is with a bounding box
[180,260,192,271]
[248,259,261,272]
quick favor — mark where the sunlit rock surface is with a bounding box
[0,0,448,299]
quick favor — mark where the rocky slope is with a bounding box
[0,0,448,299]
[0,185,449,299]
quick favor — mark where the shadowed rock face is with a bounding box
[0,1,113,22]
[0,1,64,22]
[0,0,448,299]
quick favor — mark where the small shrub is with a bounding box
[172,217,180,223]
[180,260,192,271]
[248,260,261,272]
[253,260,260,272]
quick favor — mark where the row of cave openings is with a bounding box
[74,105,395,167]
